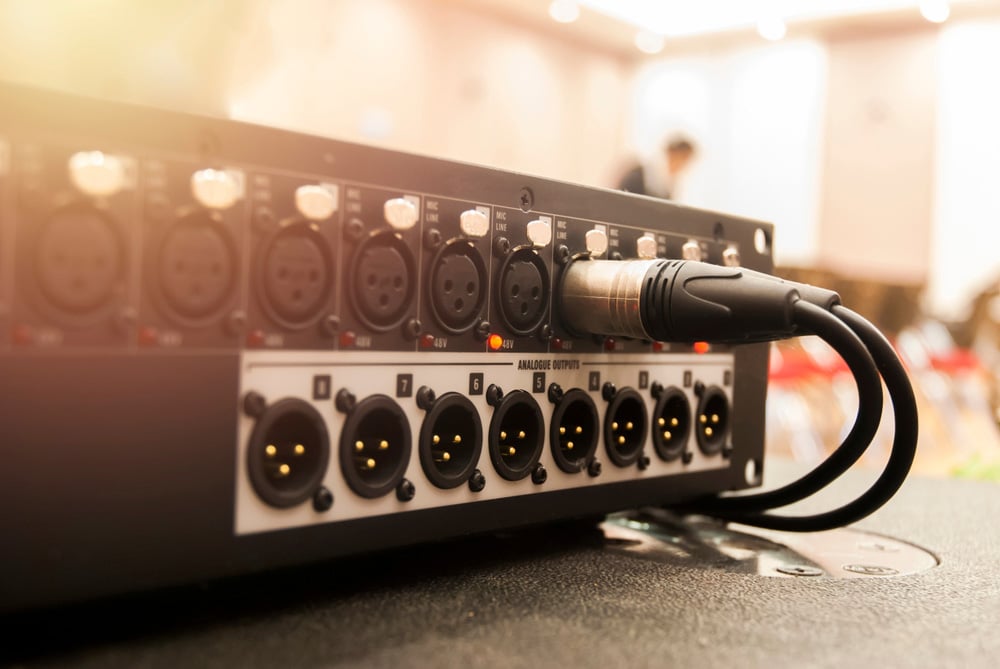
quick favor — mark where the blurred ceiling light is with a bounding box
[548,0,581,23]
[578,0,968,38]
[919,0,951,22]
[634,29,666,54]
[757,16,788,40]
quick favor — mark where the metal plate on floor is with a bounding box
[601,510,939,579]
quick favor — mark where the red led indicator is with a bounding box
[138,326,159,347]
[694,341,711,354]
[246,330,266,348]
[551,337,563,351]
[604,337,617,351]
[12,324,33,346]
[652,341,664,352]
[420,333,435,349]
[340,330,356,348]
[487,334,504,351]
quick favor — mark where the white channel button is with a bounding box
[682,240,703,261]
[636,234,657,260]
[585,227,608,257]
[526,217,552,248]
[68,151,125,198]
[384,197,419,231]
[295,184,338,221]
[723,246,741,267]
[459,208,490,238]
[191,168,240,210]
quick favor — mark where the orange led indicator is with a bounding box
[487,334,504,351]
[693,341,711,354]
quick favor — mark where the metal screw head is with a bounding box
[531,464,547,485]
[555,245,571,265]
[681,451,693,465]
[602,382,617,402]
[637,455,651,471]
[335,388,356,414]
[843,564,899,576]
[777,565,823,577]
[694,381,706,397]
[313,486,334,512]
[493,236,510,258]
[547,383,564,404]
[320,314,340,337]
[144,193,171,222]
[650,381,664,399]
[416,385,436,411]
[610,251,623,261]
[588,460,602,477]
[242,391,267,418]
[468,469,486,493]
[518,187,534,212]
[474,320,491,341]
[114,307,137,335]
[396,479,416,502]
[253,206,276,233]
[423,227,442,250]
[403,318,422,339]
[722,445,733,459]
[538,324,553,343]
[485,384,504,407]
[345,217,365,241]
[225,310,247,337]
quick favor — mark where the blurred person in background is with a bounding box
[617,134,697,200]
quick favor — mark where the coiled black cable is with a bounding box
[687,300,883,516]
[689,305,918,531]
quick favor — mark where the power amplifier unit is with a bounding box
[0,84,772,611]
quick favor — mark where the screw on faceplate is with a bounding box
[493,236,511,258]
[114,307,137,335]
[313,486,334,512]
[242,391,267,418]
[144,193,171,222]
[474,320,490,341]
[538,324,553,343]
[396,478,416,502]
[531,464,547,485]
[682,451,693,465]
[416,385,436,411]
[547,383,564,404]
[345,217,365,241]
[602,382,617,402]
[335,388,356,414]
[469,469,486,493]
[320,314,340,337]
[486,384,504,407]
[650,381,664,399]
[722,445,733,459]
[403,318,422,339]
[424,228,442,250]
[610,251,623,261]
[225,310,247,337]
[776,565,823,577]
[694,381,706,397]
[518,187,534,212]
[555,245,571,265]
[637,454,651,471]
[843,564,899,576]
[588,460,602,477]
[253,206,276,233]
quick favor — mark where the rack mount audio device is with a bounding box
[0,85,775,610]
